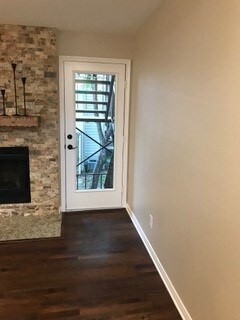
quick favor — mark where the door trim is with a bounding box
[59,56,131,211]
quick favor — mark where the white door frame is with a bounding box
[59,56,131,212]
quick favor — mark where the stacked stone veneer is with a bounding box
[0,25,59,216]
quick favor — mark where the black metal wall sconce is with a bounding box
[1,63,29,117]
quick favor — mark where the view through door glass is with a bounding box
[75,73,115,190]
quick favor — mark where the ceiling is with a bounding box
[0,0,162,35]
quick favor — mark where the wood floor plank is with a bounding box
[0,209,181,320]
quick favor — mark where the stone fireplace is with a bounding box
[0,25,59,217]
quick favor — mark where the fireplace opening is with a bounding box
[0,147,31,204]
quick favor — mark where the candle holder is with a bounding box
[11,63,20,116]
[0,63,31,117]
[21,77,27,116]
[1,89,6,116]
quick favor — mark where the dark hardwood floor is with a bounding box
[0,209,182,320]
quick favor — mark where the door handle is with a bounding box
[67,144,77,150]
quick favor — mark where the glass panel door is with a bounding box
[64,61,126,210]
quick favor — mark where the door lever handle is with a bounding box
[67,144,77,150]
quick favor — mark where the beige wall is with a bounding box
[128,0,240,319]
[57,30,134,59]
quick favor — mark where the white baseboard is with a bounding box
[125,204,193,320]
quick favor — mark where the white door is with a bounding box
[63,60,126,210]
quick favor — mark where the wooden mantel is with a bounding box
[0,116,40,127]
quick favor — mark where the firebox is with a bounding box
[0,147,31,204]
